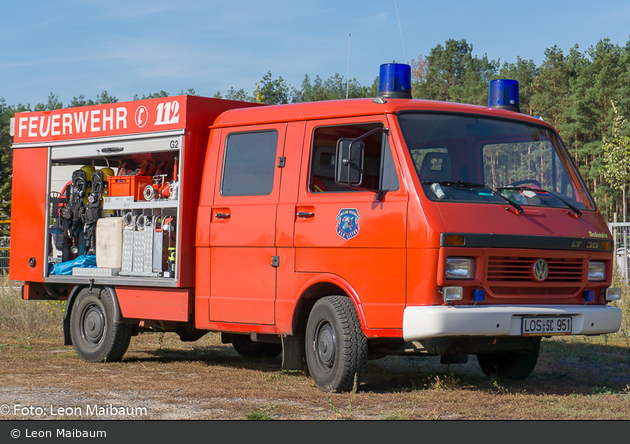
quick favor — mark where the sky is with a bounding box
[2,0,630,107]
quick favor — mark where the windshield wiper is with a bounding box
[498,186,582,218]
[423,181,524,214]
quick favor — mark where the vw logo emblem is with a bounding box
[532,259,549,282]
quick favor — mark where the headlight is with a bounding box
[441,286,463,301]
[588,261,606,282]
[605,288,621,302]
[445,257,474,280]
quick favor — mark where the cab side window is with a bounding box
[309,123,399,193]
[221,130,278,196]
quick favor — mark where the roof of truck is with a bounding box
[211,97,552,130]
[10,95,554,148]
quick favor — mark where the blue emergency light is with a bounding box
[488,79,520,112]
[473,289,486,302]
[376,63,412,99]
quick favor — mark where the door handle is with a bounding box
[214,213,231,219]
[296,212,315,218]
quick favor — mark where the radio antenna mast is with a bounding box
[394,0,407,63]
[346,33,351,99]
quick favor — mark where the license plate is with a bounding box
[521,317,572,336]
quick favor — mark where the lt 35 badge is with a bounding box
[336,208,361,241]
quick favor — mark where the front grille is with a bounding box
[487,256,585,283]
[488,286,578,295]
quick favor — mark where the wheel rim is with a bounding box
[315,321,336,370]
[81,303,105,347]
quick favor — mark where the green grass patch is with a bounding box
[242,405,274,420]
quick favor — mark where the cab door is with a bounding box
[209,125,286,325]
[294,118,408,329]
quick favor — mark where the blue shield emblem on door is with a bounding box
[336,208,361,241]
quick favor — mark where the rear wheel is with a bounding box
[476,337,541,380]
[230,334,282,358]
[70,287,132,363]
[305,296,368,392]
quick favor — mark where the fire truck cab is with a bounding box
[10,64,622,392]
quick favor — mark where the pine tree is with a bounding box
[601,100,630,220]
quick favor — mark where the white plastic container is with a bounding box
[96,217,123,268]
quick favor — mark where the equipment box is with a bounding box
[108,176,153,201]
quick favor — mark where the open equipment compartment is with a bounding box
[46,133,183,283]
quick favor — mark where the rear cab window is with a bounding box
[221,130,278,196]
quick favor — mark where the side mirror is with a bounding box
[335,139,364,187]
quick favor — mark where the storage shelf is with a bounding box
[45,276,179,287]
[103,199,179,210]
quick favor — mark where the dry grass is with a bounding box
[1,277,629,420]
[610,269,630,347]
[0,279,65,334]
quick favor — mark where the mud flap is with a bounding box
[281,335,306,371]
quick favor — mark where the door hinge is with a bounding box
[277,157,286,168]
[271,255,280,268]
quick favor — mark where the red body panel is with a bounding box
[9,147,48,282]
[116,287,191,322]
[435,202,610,239]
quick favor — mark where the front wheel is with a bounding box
[70,287,132,363]
[476,337,541,380]
[305,296,368,392]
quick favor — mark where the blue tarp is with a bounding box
[49,255,97,275]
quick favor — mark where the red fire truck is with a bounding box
[9,64,622,392]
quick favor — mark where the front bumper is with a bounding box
[402,304,622,341]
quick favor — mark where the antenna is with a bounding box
[346,33,351,99]
[394,0,407,64]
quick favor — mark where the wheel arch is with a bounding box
[63,284,123,346]
[291,274,366,337]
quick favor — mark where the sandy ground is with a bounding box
[1,331,629,420]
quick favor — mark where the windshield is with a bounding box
[397,113,595,211]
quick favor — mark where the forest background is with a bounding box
[2,37,630,230]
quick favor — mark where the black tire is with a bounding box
[477,338,541,380]
[70,287,132,363]
[231,334,282,358]
[305,296,368,392]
